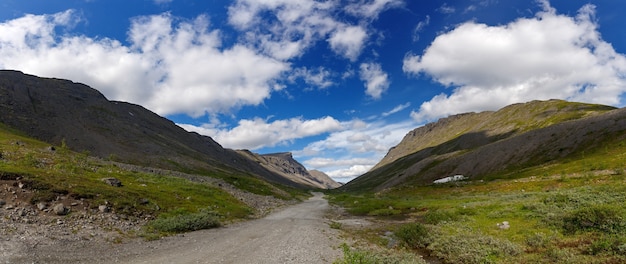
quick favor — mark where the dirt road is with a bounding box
[7,193,344,263]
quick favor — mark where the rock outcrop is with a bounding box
[237,151,341,189]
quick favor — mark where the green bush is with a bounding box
[563,205,626,234]
[423,209,459,224]
[333,243,426,264]
[428,231,521,264]
[587,235,626,256]
[395,222,431,248]
[368,208,401,216]
[525,232,554,251]
[148,209,221,233]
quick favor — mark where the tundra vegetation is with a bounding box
[330,136,626,263]
[0,123,305,238]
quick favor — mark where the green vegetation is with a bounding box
[334,243,426,264]
[0,124,303,237]
[147,208,221,233]
[329,136,626,263]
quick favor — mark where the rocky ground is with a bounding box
[1,192,341,263]
[0,169,298,263]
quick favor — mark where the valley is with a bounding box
[2,71,626,263]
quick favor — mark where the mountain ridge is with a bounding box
[237,151,341,189]
[343,99,624,191]
[0,70,336,189]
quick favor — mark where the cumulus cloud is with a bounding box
[0,10,288,117]
[328,25,368,61]
[404,2,626,122]
[359,62,390,99]
[289,67,334,89]
[304,157,378,169]
[227,0,400,61]
[325,165,373,179]
[180,116,342,150]
[295,118,416,181]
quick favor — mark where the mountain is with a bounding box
[0,70,313,189]
[236,151,341,189]
[342,100,625,192]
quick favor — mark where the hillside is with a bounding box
[0,70,315,189]
[237,151,341,189]
[342,100,624,191]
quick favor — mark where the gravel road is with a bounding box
[6,192,344,264]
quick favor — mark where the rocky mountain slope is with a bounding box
[342,100,625,191]
[0,70,318,189]
[236,151,340,189]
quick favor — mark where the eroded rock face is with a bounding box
[236,151,341,189]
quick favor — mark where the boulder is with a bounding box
[101,178,122,187]
[497,221,510,230]
[53,203,69,215]
[98,205,110,213]
[36,202,47,211]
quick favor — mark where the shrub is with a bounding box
[563,205,626,234]
[423,209,459,224]
[587,235,626,256]
[395,222,431,248]
[368,208,401,216]
[333,243,426,264]
[428,231,521,264]
[329,221,343,229]
[525,232,554,251]
[148,209,221,233]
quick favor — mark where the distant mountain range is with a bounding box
[342,99,626,192]
[0,70,337,189]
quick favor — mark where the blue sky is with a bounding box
[1,0,625,182]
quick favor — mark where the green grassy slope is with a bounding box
[342,100,622,192]
[0,123,305,236]
[329,100,626,263]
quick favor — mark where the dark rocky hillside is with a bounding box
[342,100,626,191]
[0,70,307,188]
[236,151,340,189]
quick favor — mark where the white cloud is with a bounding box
[326,165,373,179]
[345,0,404,20]
[180,116,343,150]
[328,25,368,61]
[227,0,401,61]
[0,11,288,117]
[359,62,390,99]
[413,15,429,42]
[295,118,416,181]
[228,0,340,60]
[438,3,456,14]
[289,67,334,89]
[304,157,378,169]
[404,2,626,122]
[382,102,411,117]
[153,0,173,5]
